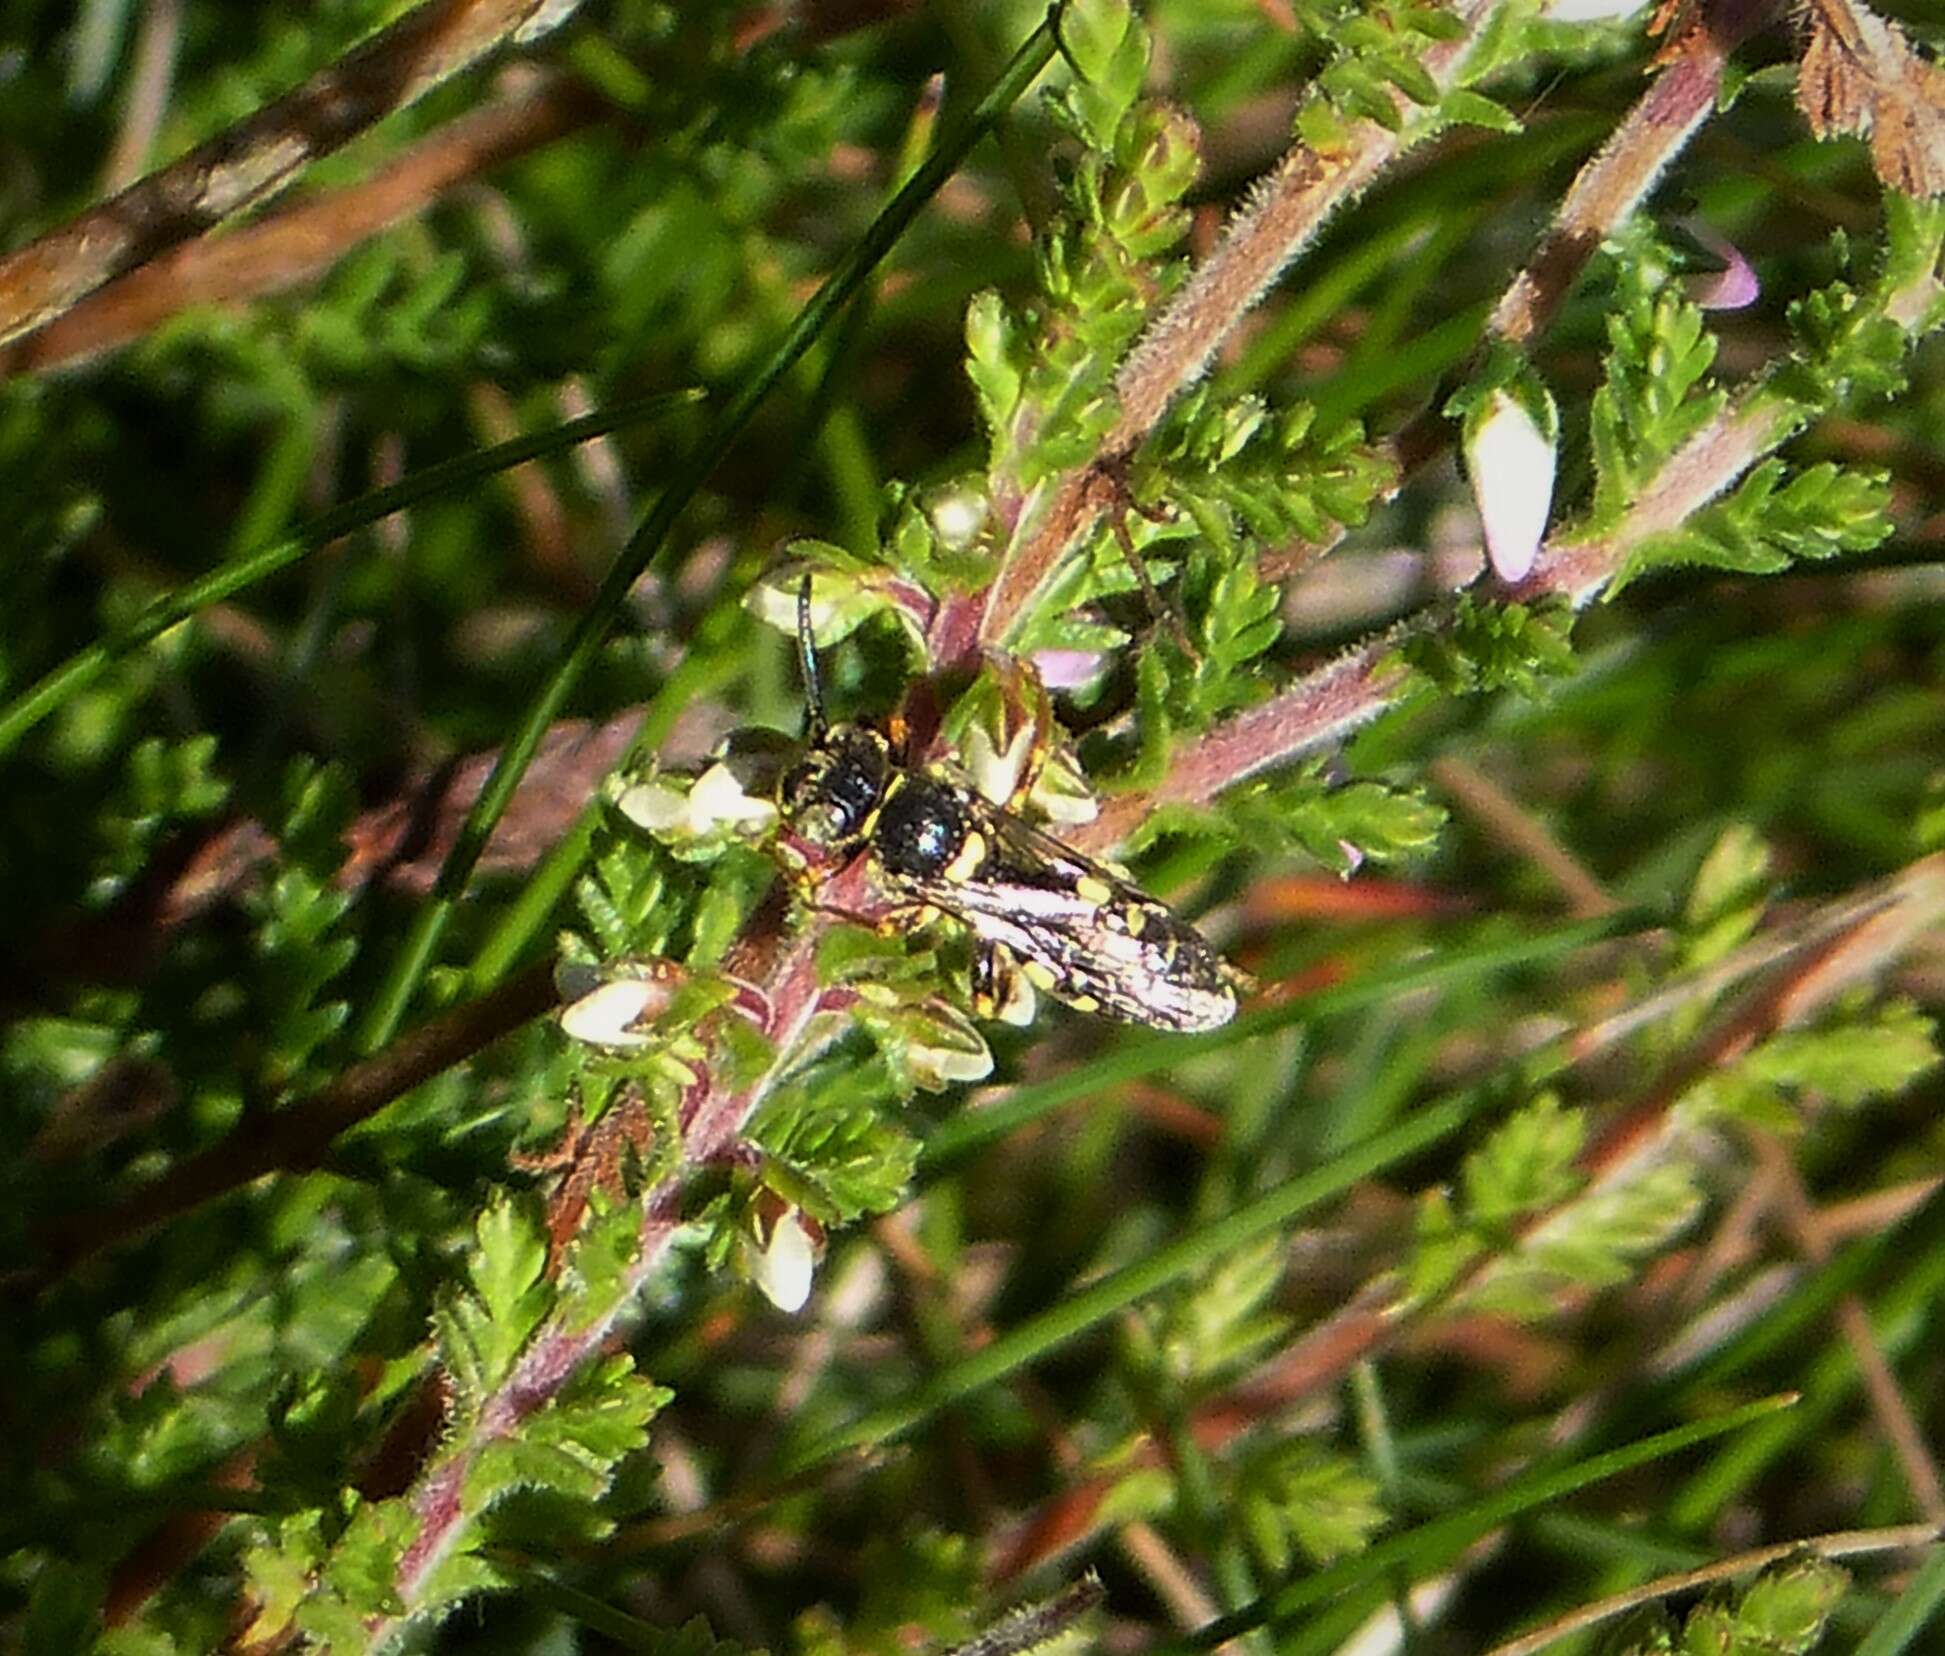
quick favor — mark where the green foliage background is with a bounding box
[1,0,1942,1652]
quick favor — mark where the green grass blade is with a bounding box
[354,13,1063,1049]
[1854,1545,1945,1656]
[1159,1394,1800,1652]
[0,388,701,756]
[787,1089,1493,1474]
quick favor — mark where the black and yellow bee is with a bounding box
[775,579,1238,1034]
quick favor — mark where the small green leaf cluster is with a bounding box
[1091,395,1393,711]
[1236,1440,1388,1572]
[1402,594,1577,699]
[1158,394,1395,566]
[1600,1558,1848,1656]
[1776,202,1942,417]
[1678,999,1940,1132]
[810,918,1003,1096]
[1629,458,1893,585]
[244,762,362,1088]
[1679,823,1774,977]
[1292,0,1474,148]
[87,733,230,900]
[1149,1234,1294,1386]
[1587,239,1726,535]
[1120,1238,1386,1577]
[1406,1093,1703,1317]
[1605,210,1944,591]
[243,1196,673,1650]
[1122,760,1443,878]
[967,0,1199,498]
[795,1530,983,1656]
[751,1064,921,1227]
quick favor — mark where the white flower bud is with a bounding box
[559,978,664,1048]
[1465,389,1557,584]
[1029,746,1099,826]
[927,484,989,551]
[616,761,777,842]
[903,1004,996,1091]
[746,1208,819,1314]
[909,1036,995,1091]
[963,721,1035,806]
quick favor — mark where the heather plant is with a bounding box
[1,1,1943,1653]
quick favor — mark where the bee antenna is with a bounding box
[796,570,828,736]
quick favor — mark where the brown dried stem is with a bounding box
[24,959,560,1284]
[101,0,185,196]
[1429,755,1620,919]
[8,73,602,376]
[1483,1522,1944,1656]
[0,0,582,352]
[1752,1131,1945,1523]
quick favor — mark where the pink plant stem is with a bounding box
[973,0,1501,650]
[1266,0,1778,582]
[1086,238,1945,840]
[1076,637,1410,854]
[380,905,840,1633]
[1489,0,1778,348]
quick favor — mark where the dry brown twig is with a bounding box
[1796,0,1945,200]
[1752,1132,1945,1523]
[8,73,603,376]
[1486,1522,1945,1656]
[101,0,186,196]
[0,0,586,353]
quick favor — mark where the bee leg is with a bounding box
[1003,679,1056,812]
[805,896,939,940]
[970,941,1038,1026]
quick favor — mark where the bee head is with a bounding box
[779,724,891,855]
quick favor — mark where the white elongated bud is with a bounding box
[559,977,665,1048]
[746,1207,819,1314]
[1465,388,1557,584]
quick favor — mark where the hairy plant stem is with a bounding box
[1489,0,1779,348]
[1105,226,1945,836]
[355,14,1062,1052]
[1266,0,1778,582]
[965,0,1504,654]
[378,903,840,1639]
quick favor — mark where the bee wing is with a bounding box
[899,799,1237,1033]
